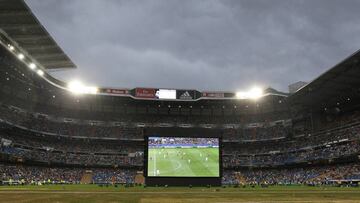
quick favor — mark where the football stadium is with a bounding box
[1,0,360,202]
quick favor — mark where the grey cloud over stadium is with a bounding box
[25,0,360,92]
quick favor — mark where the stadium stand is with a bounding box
[1,0,360,188]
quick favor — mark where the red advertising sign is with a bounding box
[202,92,225,98]
[135,88,156,98]
[103,88,129,95]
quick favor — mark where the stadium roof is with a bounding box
[289,49,360,109]
[0,0,76,69]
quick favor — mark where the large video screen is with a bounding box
[147,137,220,177]
[155,89,177,99]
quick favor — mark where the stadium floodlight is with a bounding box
[36,69,44,76]
[235,91,246,99]
[236,87,263,100]
[17,53,25,60]
[67,80,85,94]
[248,87,263,99]
[88,86,99,94]
[67,80,98,94]
[7,44,14,51]
[29,63,36,70]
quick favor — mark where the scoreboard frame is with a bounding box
[144,129,222,186]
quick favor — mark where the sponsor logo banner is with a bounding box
[202,92,225,98]
[177,90,195,100]
[135,88,156,98]
[103,88,129,95]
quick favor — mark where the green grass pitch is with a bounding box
[147,147,219,177]
[2,185,360,203]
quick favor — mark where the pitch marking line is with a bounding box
[1,191,360,194]
[154,150,156,176]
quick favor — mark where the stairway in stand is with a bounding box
[135,171,145,185]
[81,170,93,184]
[307,170,334,183]
[235,172,247,184]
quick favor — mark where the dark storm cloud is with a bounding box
[25,0,360,92]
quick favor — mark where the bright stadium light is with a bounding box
[235,91,247,99]
[236,86,263,100]
[68,80,85,94]
[29,63,36,70]
[17,53,25,60]
[7,44,14,51]
[36,69,44,76]
[88,86,99,94]
[248,87,263,99]
[67,80,98,94]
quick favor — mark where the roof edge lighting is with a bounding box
[236,87,264,100]
[67,80,98,95]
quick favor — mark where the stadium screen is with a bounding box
[147,137,220,177]
[155,89,176,99]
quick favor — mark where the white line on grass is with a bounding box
[1,191,360,194]
[154,150,157,176]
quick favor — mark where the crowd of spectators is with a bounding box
[0,127,142,154]
[0,126,143,167]
[0,104,291,141]
[0,140,143,166]
[2,163,360,186]
[0,145,143,167]
[223,122,360,167]
[0,105,144,139]
[223,125,291,141]
[223,163,360,185]
[1,128,359,168]
[223,141,360,167]
[1,113,360,168]
[0,164,136,185]
[92,168,136,184]
[224,124,360,155]
[0,164,82,184]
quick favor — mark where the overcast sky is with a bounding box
[25,0,360,92]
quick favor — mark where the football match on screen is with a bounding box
[1,0,360,202]
[147,137,220,177]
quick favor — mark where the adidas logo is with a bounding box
[180,91,192,100]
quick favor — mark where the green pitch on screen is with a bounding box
[147,148,220,177]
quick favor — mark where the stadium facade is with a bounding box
[1,0,360,186]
